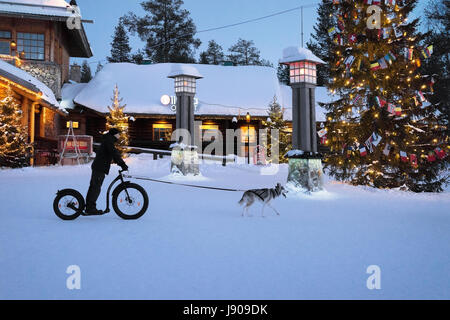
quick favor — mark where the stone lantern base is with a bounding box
[170,144,200,176]
[286,150,324,192]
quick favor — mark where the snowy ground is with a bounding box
[0,154,449,300]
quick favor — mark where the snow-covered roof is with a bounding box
[0,59,60,108]
[0,0,72,18]
[71,62,332,121]
[60,81,86,110]
[279,47,326,65]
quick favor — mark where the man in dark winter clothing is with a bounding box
[85,128,128,215]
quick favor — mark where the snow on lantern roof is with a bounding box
[279,47,326,65]
[167,64,203,79]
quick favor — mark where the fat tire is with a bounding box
[112,183,149,220]
[53,189,84,221]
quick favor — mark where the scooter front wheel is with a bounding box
[112,183,149,220]
[53,189,85,221]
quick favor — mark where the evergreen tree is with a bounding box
[106,85,129,157]
[80,60,92,83]
[95,62,104,74]
[199,40,225,65]
[0,86,32,168]
[307,0,335,86]
[422,0,450,126]
[323,0,448,192]
[257,59,274,68]
[122,0,201,63]
[262,97,291,164]
[227,38,262,66]
[108,20,132,63]
[131,50,145,64]
[277,64,290,85]
[199,52,209,64]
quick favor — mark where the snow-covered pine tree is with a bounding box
[0,86,32,168]
[262,97,292,164]
[107,20,132,63]
[106,85,129,157]
[323,0,448,192]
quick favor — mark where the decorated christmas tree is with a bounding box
[262,97,292,164]
[106,85,129,157]
[0,86,32,168]
[321,0,448,192]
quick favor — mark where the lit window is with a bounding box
[17,32,45,60]
[153,123,173,141]
[66,121,79,129]
[240,126,257,143]
[200,124,219,142]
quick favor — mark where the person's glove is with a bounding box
[121,163,129,171]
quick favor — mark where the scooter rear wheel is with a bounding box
[53,189,85,221]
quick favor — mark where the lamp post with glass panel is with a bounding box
[168,65,203,139]
[167,65,203,176]
[279,47,326,192]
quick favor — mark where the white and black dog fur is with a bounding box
[238,183,287,217]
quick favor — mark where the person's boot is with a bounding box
[84,207,104,216]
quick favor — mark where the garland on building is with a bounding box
[0,86,32,168]
[106,84,129,157]
[321,0,448,192]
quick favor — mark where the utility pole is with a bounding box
[301,6,304,47]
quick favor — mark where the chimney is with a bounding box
[69,63,81,83]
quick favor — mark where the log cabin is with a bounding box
[62,62,333,158]
[0,0,92,165]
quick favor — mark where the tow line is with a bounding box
[124,174,247,192]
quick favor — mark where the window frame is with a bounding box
[0,30,12,56]
[16,32,45,61]
[153,123,173,142]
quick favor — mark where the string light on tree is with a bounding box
[313,0,448,192]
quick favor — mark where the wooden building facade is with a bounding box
[0,0,92,166]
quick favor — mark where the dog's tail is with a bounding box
[238,196,245,206]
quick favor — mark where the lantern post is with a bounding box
[167,65,203,176]
[279,47,326,192]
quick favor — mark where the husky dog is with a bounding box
[238,183,287,217]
